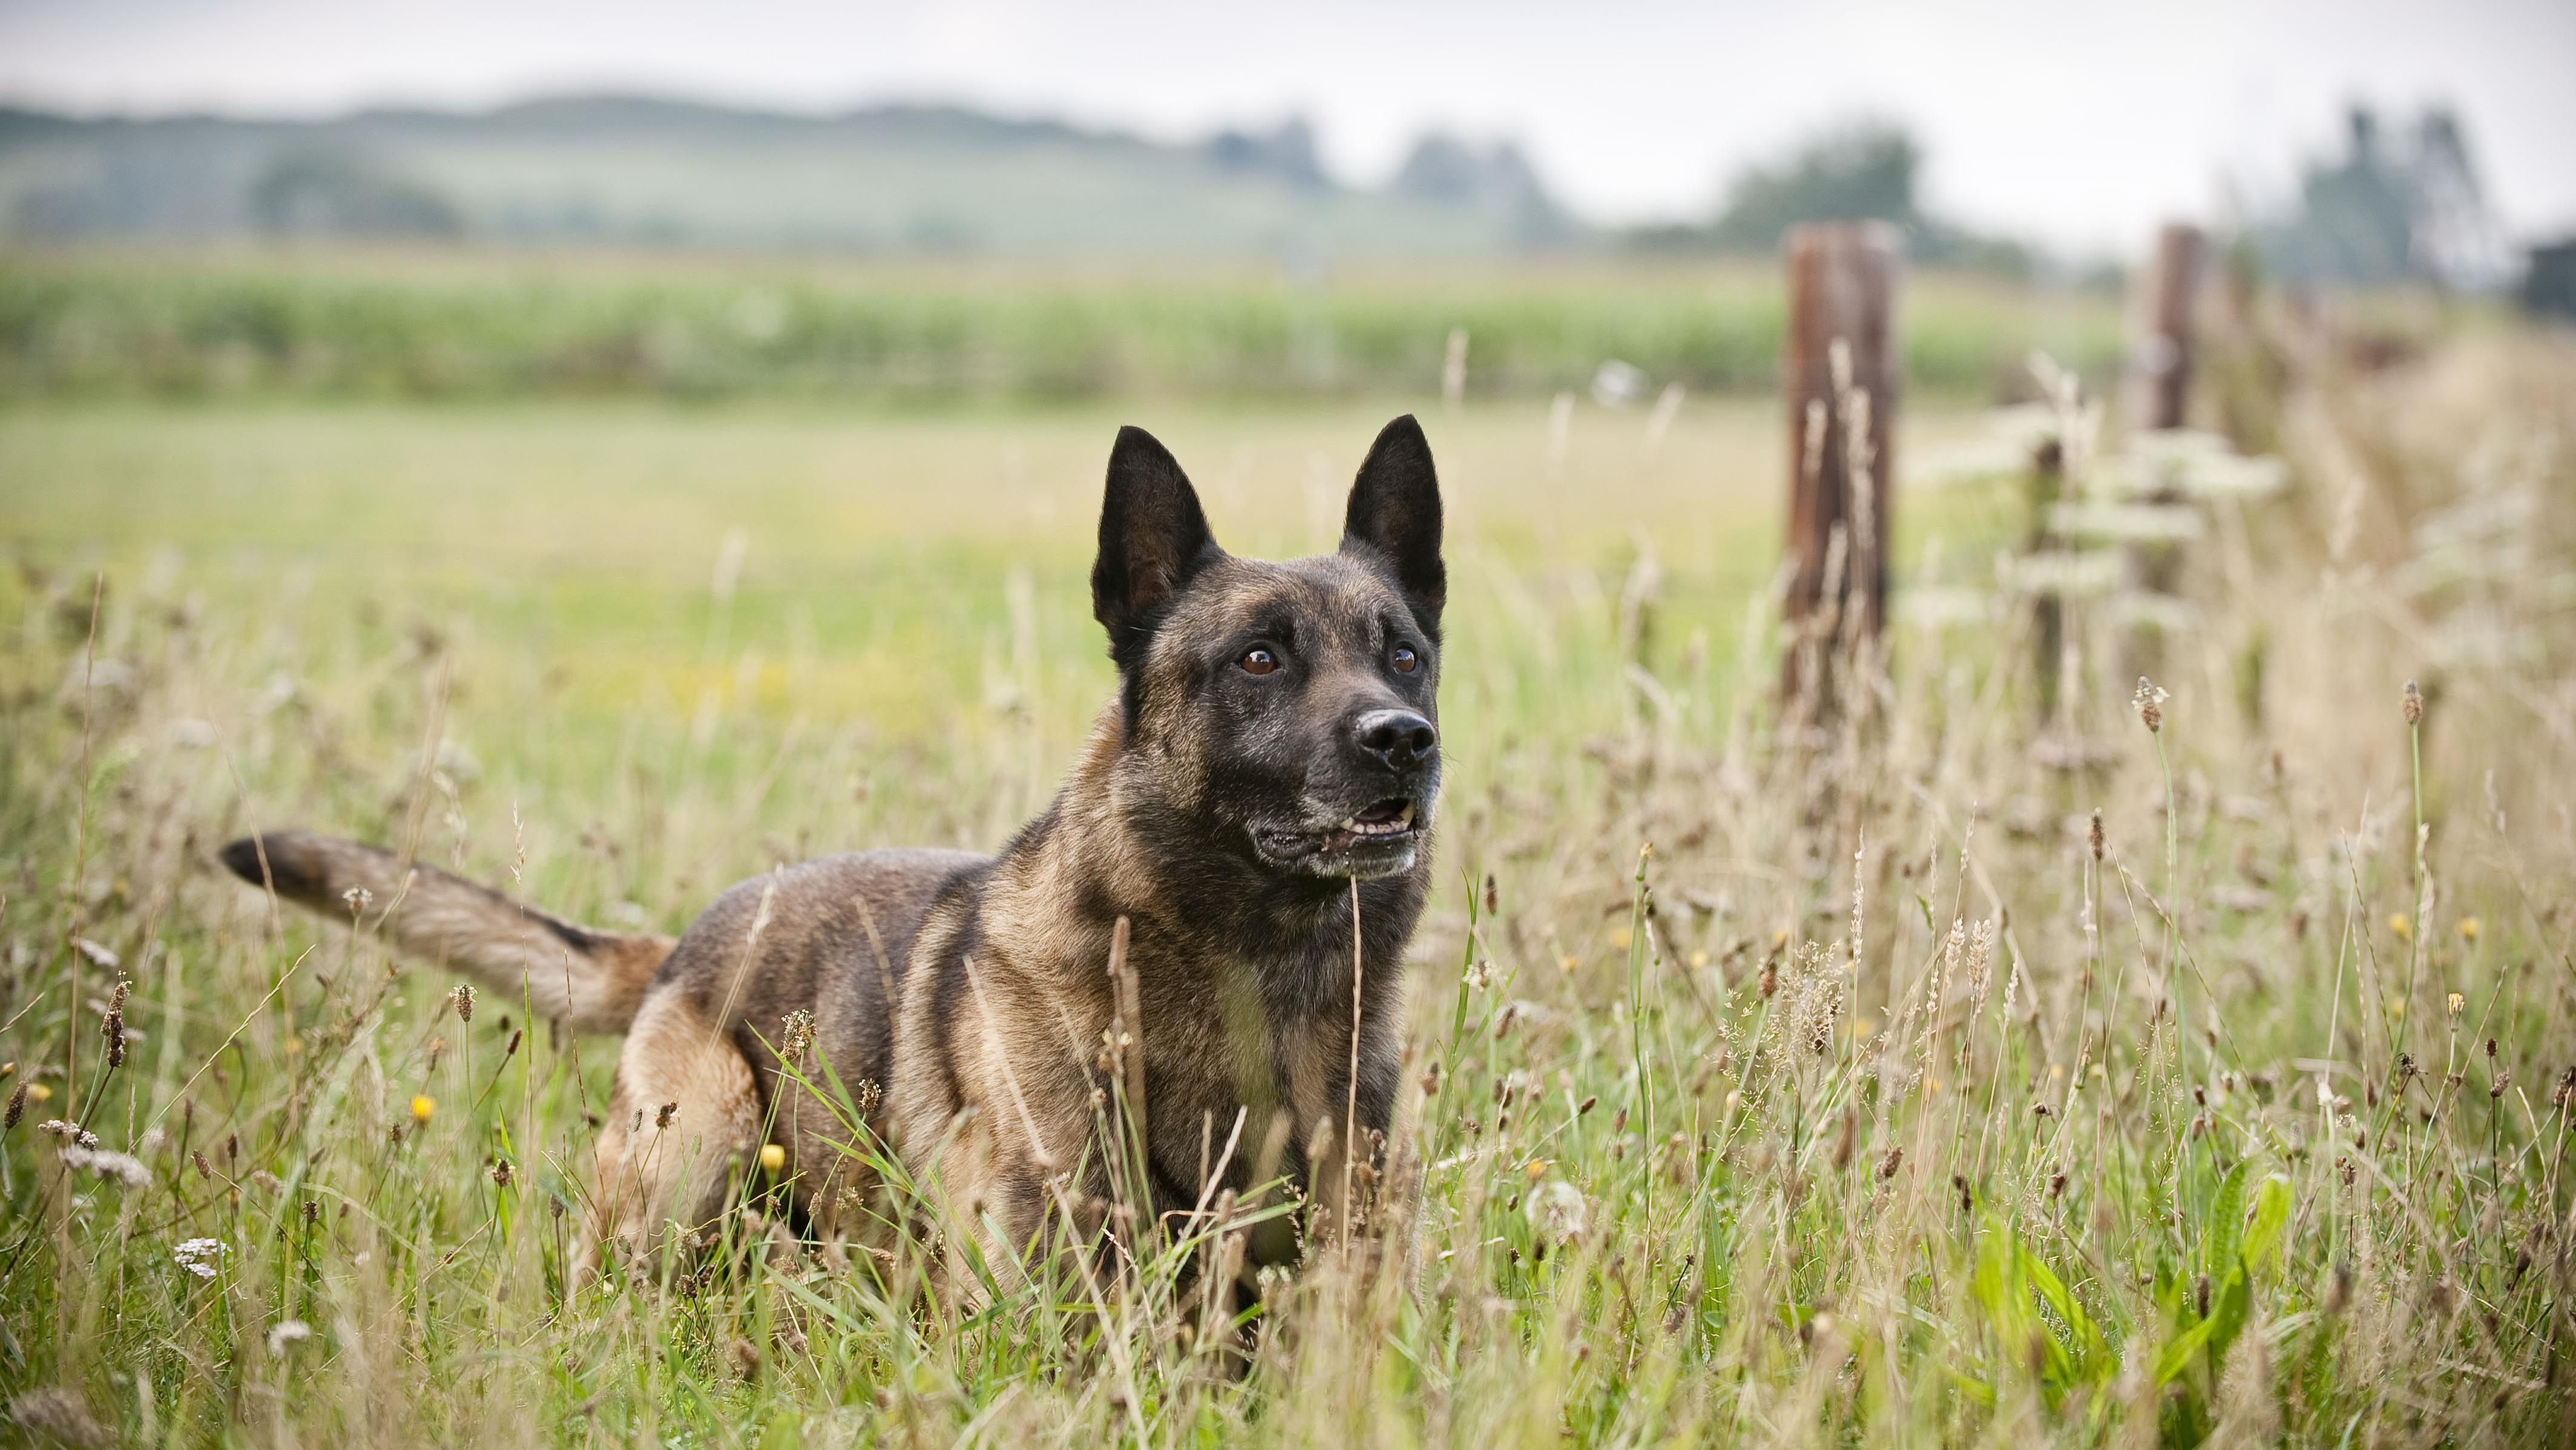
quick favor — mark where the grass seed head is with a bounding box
[2133,677,2167,733]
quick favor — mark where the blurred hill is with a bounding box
[0,94,1577,257]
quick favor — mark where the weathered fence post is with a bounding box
[2124,222,2204,432]
[2120,223,2204,681]
[1779,221,1901,704]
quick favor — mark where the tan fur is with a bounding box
[222,830,668,1033]
[576,990,764,1278]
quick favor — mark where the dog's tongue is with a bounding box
[1352,799,1408,826]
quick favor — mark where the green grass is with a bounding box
[0,249,2126,404]
[0,346,2570,1446]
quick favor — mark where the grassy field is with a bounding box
[0,249,2128,404]
[1,320,2573,1446]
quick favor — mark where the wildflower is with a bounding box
[2456,917,2480,943]
[778,1008,815,1062]
[449,984,475,1023]
[1526,1179,1587,1245]
[173,1237,226,1279]
[21,1083,45,1106]
[3,1081,22,1129]
[2133,677,2167,733]
[656,1101,677,1130]
[2387,913,2411,941]
[1522,1158,1552,1180]
[410,1095,436,1123]
[2088,809,2104,862]
[267,1320,313,1356]
[759,1143,787,1172]
[491,1158,514,1188]
[71,937,119,969]
[38,1119,99,1148]
[2446,992,2465,1018]
[101,981,127,1070]
[60,1145,151,1188]
[2402,679,2422,726]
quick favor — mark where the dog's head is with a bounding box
[1092,416,1444,882]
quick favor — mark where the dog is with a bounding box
[220,415,1445,1286]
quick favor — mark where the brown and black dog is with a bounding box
[220,416,1445,1284]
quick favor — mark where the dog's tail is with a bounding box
[218,829,671,1035]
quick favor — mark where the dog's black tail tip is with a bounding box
[219,832,314,896]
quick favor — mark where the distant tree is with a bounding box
[1707,121,1921,251]
[248,148,462,239]
[1205,119,1329,190]
[1633,119,2029,274]
[1390,131,1571,244]
[2256,104,2514,291]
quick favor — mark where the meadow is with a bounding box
[0,250,2125,404]
[0,258,2571,1448]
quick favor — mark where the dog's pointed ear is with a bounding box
[1092,425,1221,664]
[1342,414,1445,634]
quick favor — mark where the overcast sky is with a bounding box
[1,0,2570,253]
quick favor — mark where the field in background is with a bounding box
[0,275,2572,1446]
[0,249,2126,403]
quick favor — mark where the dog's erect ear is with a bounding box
[1092,426,1221,664]
[1342,414,1445,634]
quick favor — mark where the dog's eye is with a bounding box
[1390,645,1419,674]
[1240,647,1278,676]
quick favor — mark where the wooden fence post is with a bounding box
[2124,223,2204,432]
[2120,223,2204,683]
[1779,221,1901,703]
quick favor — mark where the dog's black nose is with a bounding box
[1351,708,1437,769]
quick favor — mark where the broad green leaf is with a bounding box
[2206,1265,2253,1366]
[2203,1159,2252,1276]
[2244,1174,2293,1273]
[758,1409,804,1450]
[2025,1247,2112,1379]
[2154,1313,2218,1385]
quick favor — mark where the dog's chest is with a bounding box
[1131,949,1359,1196]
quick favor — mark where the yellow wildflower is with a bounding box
[410,1095,435,1122]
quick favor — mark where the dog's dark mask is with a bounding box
[1091,416,1445,882]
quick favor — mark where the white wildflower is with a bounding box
[174,1237,227,1279]
[1526,1178,1588,1245]
[266,1320,313,1356]
[59,1145,151,1188]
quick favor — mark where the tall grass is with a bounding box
[0,323,2571,1446]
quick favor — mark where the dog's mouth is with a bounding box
[1324,798,1415,852]
[1255,797,1427,878]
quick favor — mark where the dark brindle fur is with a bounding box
[219,416,1446,1283]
